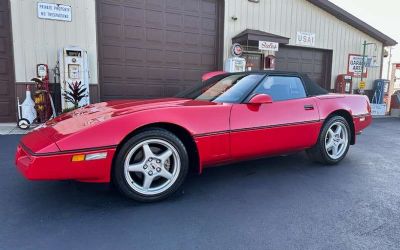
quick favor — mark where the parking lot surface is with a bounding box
[1,118,400,250]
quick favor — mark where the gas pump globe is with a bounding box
[58,47,90,110]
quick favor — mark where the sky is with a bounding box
[329,0,400,79]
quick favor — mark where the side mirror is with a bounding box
[248,94,273,105]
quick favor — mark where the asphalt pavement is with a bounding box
[1,118,400,250]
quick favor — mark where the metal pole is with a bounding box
[387,47,393,80]
[361,40,367,82]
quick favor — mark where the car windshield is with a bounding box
[176,74,264,103]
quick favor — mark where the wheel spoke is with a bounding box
[335,126,342,136]
[332,145,338,156]
[127,162,145,173]
[159,169,173,180]
[142,174,154,190]
[142,143,154,159]
[158,148,173,162]
[326,139,334,150]
[328,129,335,139]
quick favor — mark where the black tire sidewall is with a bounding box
[18,119,30,130]
[113,129,189,202]
[318,116,351,164]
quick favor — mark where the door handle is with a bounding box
[304,104,314,110]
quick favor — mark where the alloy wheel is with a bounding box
[324,121,349,160]
[123,139,181,196]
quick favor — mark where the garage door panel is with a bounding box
[145,10,164,27]
[202,0,217,15]
[276,46,332,90]
[0,1,14,121]
[124,7,145,25]
[164,50,182,64]
[184,15,200,31]
[202,17,217,33]
[125,65,146,80]
[147,49,164,64]
[101,4,123,23]
[165,12,183,29]
[124,26,145,43]
[166,0,182,10]
[145,0,164,10]
[166,30,182,45]
[102,45,123,63]
[184,1,200,13]
[125,47,146,64]
[0,80,9,96]
[98,0,219,100]
[165,69,182,81]
[102,23,123,41]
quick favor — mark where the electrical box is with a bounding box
[335,74,352,94]
[224,57,246,73]
[58,47,90,110]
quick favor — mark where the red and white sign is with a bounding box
[258,41,279,51]
[347,54,368,78]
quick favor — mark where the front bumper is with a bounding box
[15,144,116,183]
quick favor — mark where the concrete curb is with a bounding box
[0,123,32,135]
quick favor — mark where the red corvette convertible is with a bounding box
[16,71,372,202]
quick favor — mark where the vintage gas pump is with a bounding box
[32,64,54,122]
[58,47,90,110]
[335,74,353,94]
[372,79,390,104]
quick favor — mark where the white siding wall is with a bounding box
[10,0,98,84]
[224,0,383,90]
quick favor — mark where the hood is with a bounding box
[21,98,215,153]
[47,98,192,134]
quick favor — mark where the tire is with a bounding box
[113,128,189,202]
[18,118,30,130]
[306,116,351,165]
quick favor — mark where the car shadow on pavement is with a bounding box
[11,152,326,209]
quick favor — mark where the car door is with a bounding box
[229,75,321,161]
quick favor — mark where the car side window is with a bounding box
[252,76,307,101]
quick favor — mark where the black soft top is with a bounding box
[209,71,329,97]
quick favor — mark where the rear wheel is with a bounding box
[113,129,189,202]
[307,116,351,165]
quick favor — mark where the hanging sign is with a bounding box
[231,43,243,57]
[296,32,316,47]
[258,41,279,51]
[347,54,368,78]
[37,2,72,22]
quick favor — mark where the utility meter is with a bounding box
[58,46,90,110]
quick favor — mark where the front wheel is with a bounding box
[307,116,351,165]
[113,129,189,202]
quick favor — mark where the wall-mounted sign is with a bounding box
[296,32,316,47]
[258,41,279,51]
[347,54,368,78]
[231,43,243,57]
[37,2,72,22]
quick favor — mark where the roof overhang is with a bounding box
[307,0,397,46]
[232,29,290,46]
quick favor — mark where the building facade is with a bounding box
[0,0,396,122]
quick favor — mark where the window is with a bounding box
[177,74,264,103]
[251,76,306,101]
